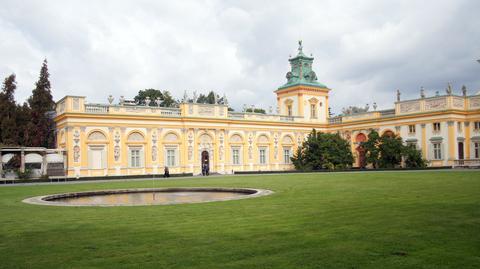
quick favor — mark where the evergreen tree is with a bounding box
[291,129,354,170]
[27,59,56,148]
[0,74,18,145]
[16,102,32,146]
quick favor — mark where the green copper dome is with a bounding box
[278,41,327,90]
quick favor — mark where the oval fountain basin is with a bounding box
[23,188,273,206]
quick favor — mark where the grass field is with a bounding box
[0,171,479,268]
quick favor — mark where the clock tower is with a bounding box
[275,41,330,123]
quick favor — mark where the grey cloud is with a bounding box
[0,0,479,114]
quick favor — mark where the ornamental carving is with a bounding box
[273,134,279,159]
[425,98,447,111]
[452,97,464,109]
[88,131,107,141]
[469,97,480,109]
[114,131,121,162]
[248,133,253,159]
[198,105,214,116]
[73,145,80,162]
[188,131,194,160]
[73,98,80,110]
[399,101,420,113]
[152,146,157,161]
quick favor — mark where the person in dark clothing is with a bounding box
[164,166,170,178]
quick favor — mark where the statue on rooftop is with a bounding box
[420,87,425,98]
[462,85,467,96]
[193,91,198,103]
[446,83,452,95]
[396,90,401,102]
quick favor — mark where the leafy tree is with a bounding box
[161,91,177,107]
[403,145,427,168]
[378,133,404,168]
[134,89,178,107]
[134,89,163,106]
[27,59,56,148]
[0,74,18,145]
[291,129,354,170]
[196,91,216,104]
[245,108,266,114]
[361,130,381,168]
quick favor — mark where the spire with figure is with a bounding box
[279,41,326,89]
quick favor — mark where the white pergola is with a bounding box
[0,147,66,178]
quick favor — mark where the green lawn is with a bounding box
[0,171,479,269]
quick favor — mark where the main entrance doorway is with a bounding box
[201,151,210,175]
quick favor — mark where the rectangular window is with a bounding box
[259,148,266,164]
[408,125,416,134]
[130,148,141,168]
[475,142,479,159]
[310,104,317,118]
[166,149,176,167]
[284,149,291,164]
[433,122,441,132]
[475,121,480,131]
[232,148,240,165]
[433,143,442,160]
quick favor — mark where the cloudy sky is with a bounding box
[1,0,479,114]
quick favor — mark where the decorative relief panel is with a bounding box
[73,129,80,162]
[425,98,447,111]
[452,97,464,109]
[273,133,279,159]
[198,105,214,116]
[188,130,194,161]
[114,131,120,162]
[73,98,79,110]
[152,132,158,162]
[469,97,480,109]
[59,102,65,113]
[248,133,253,159]
[399,101,421,113]
[219,131,224,161]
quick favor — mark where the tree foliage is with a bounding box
[403,145,427,168]
[134,89,178,107]
[27,59,56,148]
[361,129,427,168]
[0,74,18,145]
[291,129,354,170]
[245,108,266,114]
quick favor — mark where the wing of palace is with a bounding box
[10,42,479,178]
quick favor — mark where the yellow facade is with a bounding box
[54,46,480,178]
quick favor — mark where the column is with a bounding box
[465,122,471,159]
[20,149,25,173]
[421,124,427,159]
[447,121,455,165]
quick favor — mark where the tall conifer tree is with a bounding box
[27,59,56,147]
[0,74,18,145]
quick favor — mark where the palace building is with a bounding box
[53,42,480,178]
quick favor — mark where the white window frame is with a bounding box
[432,143,442,160]
[408,125,416,134]
[129,147,143,168]
[283,148,291,164]
[259,148,267,165]
[164,146,178,167]
[88,145,106,169]
[310,104,317,118]
[232,147,241,165]
[474,121,480,131]
[474,142,479,159]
